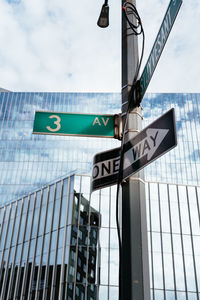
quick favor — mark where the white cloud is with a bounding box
[0,0,120,91]
[0,0,199,93]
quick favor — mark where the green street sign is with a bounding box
[33,111,119,138]
[139,0,182,99]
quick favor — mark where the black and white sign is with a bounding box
[91,147,121,192]
[122,108,177,180]
[91,108,177,191]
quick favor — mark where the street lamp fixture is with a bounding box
[97,0,109,28]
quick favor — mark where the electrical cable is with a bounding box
[116,2,145,299]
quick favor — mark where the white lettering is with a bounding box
[92,117,101,126]
[154,44,159,65]
[123,128,169,169]
[46,115,61,132]
[147,60,152,78]
[92,157,120,180]
[102,117,109,126]
[160,27,166,47]
[165,10,172,32]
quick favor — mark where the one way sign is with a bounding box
[124,128,169,169]
[91,108,177,191]
[123,108,177,180]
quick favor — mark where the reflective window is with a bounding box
[166,291,175,300]
[23,198,29,215]
[99,286,108,300]
[25,211,33,241]
[109,249,119,285]
[100,190,110,228]
[153,252,164,289]
[57,248,62,265]
[60,195,67,228]
[63,178,69,196]
[15,244,22,265]
[58,228,64,249]
[31,207,39,238]
[162,233,172,253]
[188,292,198,300]
[0,221,7,250]
[22,241,28,263]
[160,200,170,233]
[28,194,35,212]
[38,202,46,236]
[100,248,108,285]
[36,236,42,256]
[8,246,15,266]
[28,239,35,261]
[5,218,14,249]
[53,199,60,230]
[36,191,42,208]
[4,206,10,222]
[184,254,196,292]
[18,214,26,244]
[56,182,62,199]
[43,233,49,255]
[193,236,200,292]
[45,201,53,233]
[50,231,57,251]
[179,201,191,235]
[163,253,174,290]
[177,291,187,299]
[150,184,160,232]
[154,290,164,299]
[49,185,55,203]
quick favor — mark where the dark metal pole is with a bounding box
[121,0,150,299]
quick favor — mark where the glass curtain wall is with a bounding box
[143,93,200,186]
[146,181,200,300]
[0,92,120,206]
[1,174,200,299]
[0,91,200,299]
[0,174,101,300]
[0,92,200,205]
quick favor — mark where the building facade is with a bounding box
[0,174,101,300]
[0,92,199,206]
[0,92,200,299]
[1,175,200,299]
[0,92,120,206]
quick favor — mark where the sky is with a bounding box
[0,0,199,93]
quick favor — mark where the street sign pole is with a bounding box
[121,0,150,299]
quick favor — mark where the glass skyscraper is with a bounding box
[0,92,120,205]
[0,173,101,300]
[143,93,200,187]
[0,92,200,299]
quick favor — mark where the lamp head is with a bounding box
[97,1,109,28]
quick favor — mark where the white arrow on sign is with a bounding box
[123,128,169,170]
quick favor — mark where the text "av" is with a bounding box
[92,117,110,127]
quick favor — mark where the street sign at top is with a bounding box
[139,0,182,99]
